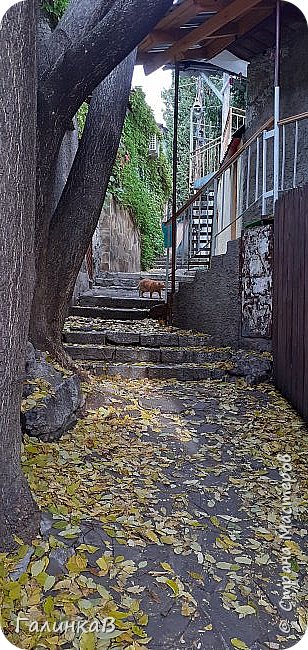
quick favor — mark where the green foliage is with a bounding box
[231,77,247,110]
[162,73,247,209]
[162,74,222,208]
[109,88,172,270]
[41,0,68,25]
[77,103,89,139]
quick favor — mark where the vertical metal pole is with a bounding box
[262,131,267,216]
[171,64,180,296]
[273,0,280,204]
[198,195,201,253]
[255,136,260,202]
[246,145,251,210]
[188,205,192,269]
[293,120,298,188]
[165,247,170,303]
[281,123,286,190]
[211,178,218,258]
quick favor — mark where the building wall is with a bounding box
[173,239,241,348]
[93,195,141,276]
[174,225,273,351]
[243,15,308,222]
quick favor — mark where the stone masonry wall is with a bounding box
[173,240,241,348]
[93,195,141,276]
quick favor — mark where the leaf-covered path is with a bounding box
[2,373,308,649]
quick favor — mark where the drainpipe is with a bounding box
[171,63,180,299]
[273,0,280,204]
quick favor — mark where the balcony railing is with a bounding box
[173,111,308,269]
[189,107,246,188]
[189,136,221,186]
[221,106,246,158]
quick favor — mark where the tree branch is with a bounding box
[43,0,117,74]
[45,49,137,334]
[40,0,173,124]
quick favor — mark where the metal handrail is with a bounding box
[278,111,308,125]
[169,110,308,272]
[190,136,221,157]
[166,117,274,224]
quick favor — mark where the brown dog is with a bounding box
[138,279,165,299]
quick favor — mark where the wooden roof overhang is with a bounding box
[137,0,302,74]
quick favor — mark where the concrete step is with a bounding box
[74,360,229,381]
[93,283,182,293]
[78,295,163,310]
[64,343,231,365]
[95,275,193,288]
[63,329,210,348]
[70,306,150,320]
[95,278,141,288]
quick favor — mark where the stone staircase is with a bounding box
[71,270,195,322]
[63,317,271,383]
[66,270,272,383]
[63,320,233,380]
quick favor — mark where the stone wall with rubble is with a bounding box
[93,195,141,276]
[240,224,273,352]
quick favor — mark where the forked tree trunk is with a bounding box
[0,1,39,550]
[30,0,173,356]
[32,52,136,360]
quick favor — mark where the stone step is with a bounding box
[63,329,210,348]
[95,278,142,288]
[95,270,195,282]
[64,343,231,365]
[78,295,163,310]
[74,360,229,381]
[96,270,194,280]
[94,283,181,292]
[70,306,150,320]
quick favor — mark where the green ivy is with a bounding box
[40,0,171,270]
[109,88,172,270]
[77,102,89,139]
[41,0,68,25]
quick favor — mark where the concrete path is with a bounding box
[5,370,306,650]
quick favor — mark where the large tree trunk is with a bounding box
[30,0,173,354]
[31,51,136,359]
[0,1,39,550]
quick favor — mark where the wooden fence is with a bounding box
[273,185,308,422]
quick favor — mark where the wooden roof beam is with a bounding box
[180,35,237,59]
[143,0,267,74]
[139,24,236,55]
[137,32,237,65]
[139,0,221,52]
[197,4,274,60]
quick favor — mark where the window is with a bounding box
[149,133,159,158]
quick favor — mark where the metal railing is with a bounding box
[221,106,246,157]
[172,111,308,269]
[189,136,221,185]
[189,107,246,188]
[279,112,308,191]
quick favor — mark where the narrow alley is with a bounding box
[3,273,307,649]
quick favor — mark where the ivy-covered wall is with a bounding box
[109,88,172,270]
[42,1,172,269]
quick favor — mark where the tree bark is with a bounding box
[32,51,136,358]
[0,1,39,550]
[30,0,173,354]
